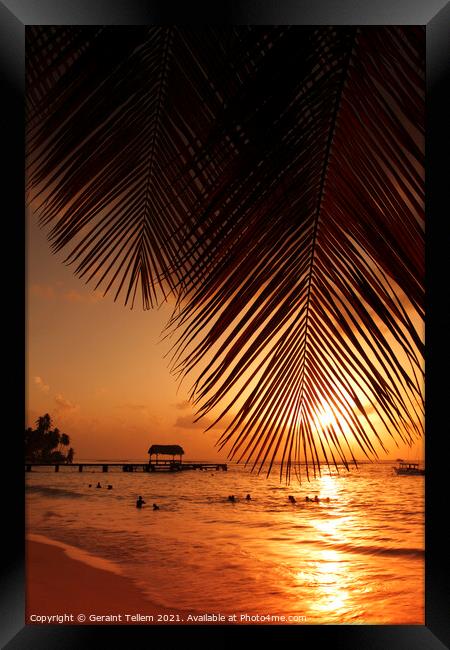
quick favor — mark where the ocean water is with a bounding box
[26,461,424,624]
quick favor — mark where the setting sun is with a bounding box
[316,405,339,430]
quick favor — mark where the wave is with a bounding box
[26,485,84,499]
[42,510,62,519]
[27,533,124,575]
[306,538,424,558]
[350,544,424,558]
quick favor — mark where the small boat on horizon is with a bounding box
[394,461,425,476]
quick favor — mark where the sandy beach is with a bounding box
[26,536,180,625]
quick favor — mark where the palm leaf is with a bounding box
[26,26,424,481]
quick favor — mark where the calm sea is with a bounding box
[26,461,424,624]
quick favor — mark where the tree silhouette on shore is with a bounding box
[25,414,74,464]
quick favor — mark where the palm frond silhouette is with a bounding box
[26,26,424,480]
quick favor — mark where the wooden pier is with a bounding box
[25,461,227,473]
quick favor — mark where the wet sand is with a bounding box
[26,536,179,625]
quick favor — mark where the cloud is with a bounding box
[121,402,147,410]
[30,284,55,300]
[34,376,50,393]
[63,290,103,304]
[174,400,191,411]
[29,283,103,304]
[174,412,234,431]
[54,394,79,412]
[174,415,216,430]
[119,403,149,416]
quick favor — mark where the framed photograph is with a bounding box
[2,1,449,648]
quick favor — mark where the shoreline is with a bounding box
[26,535,189,625]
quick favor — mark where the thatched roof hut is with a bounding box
[148,445,185,459]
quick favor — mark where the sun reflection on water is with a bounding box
[295,475,357,620]
[308,548,350,616]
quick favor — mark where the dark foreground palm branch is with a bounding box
[26,26,425,481]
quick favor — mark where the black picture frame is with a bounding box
[2,1,449,648]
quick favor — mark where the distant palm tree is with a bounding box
[47,428,60,455]
[60,433,70,448]
[35,413,52,434]
[55,430,70,453]
[26,26,424,480]
[26,415,72,462]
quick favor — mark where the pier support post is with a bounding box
[55,465,59,472]
[26,465,31,472]
[79,465,83,472]
[102,465,108,473]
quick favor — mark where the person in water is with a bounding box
[228,495,236,502]
[107,485,113,490]
[96,482,101,488]
[136,496,145,508]
[88,484,92,488]
[288,495,296,503]
[245,494,251,500]
[152,503,160,510]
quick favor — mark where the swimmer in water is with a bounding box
[153,503,160,510]
[96,482,101,488]
[314,495,320,502]
[107,485,113,490]
[228,495,236,503]
[288,495,296,503]
[136,496,145,508]
[246,494,251,500]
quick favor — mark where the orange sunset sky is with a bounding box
[26,206,424,465]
